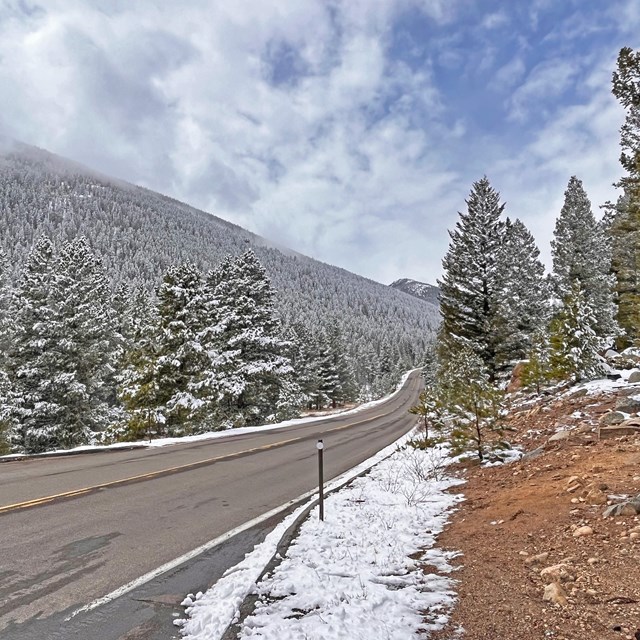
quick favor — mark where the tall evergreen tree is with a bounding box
[50,237,120,445]
[153,263,206,435]
[0,248,11,452]
[551,176,617,338]
[117,289,164,439]
[7,236,60,452]
[438,177,506,380]
[610,47,640,346]
[494,218,549,372]
[0,247,12,360]
[204,251,297,427]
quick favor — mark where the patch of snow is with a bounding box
[178,436,463,640]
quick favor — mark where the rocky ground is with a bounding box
[428,377,640,640]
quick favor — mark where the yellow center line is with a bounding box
[0,409,395,515]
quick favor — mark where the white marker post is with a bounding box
[317,439,324,521]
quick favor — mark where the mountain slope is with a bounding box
[0,142,439,392]
[390,278,440,307]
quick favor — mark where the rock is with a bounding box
[569,388,588,399]
[599,411,626,426]
[598,424,640,440]
[587,557,598,565]
[605,349,620,360]
[525,552,549,566]
[615,395,640,413]
[543,581,568,606]
[549,430,572,442]
[603,498,640,518]
[628,370,640,384]
[521,446,545,461]
[565,476,582,493]
[618,387,639,396]
[630,532,640,541]
[573,526,593,537]
[585,489,608,505]
[507,361,527,393]
[540,563,575,583]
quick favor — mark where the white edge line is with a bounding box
[64,427,417,622]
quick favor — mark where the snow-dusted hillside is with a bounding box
[0,142,439,391]
[390,278,440,307]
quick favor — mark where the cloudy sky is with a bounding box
[0,0,637,284]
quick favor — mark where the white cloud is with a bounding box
[490,56,526,92]
[507,58,580,122]
[481,10,509,30]
[0,0,632,286]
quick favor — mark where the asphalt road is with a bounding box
[0,371,423,639]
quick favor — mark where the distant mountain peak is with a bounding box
[390,278,440,306]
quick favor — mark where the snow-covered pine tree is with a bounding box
[0,249,11,451]
[325,322,357,407]
[153,263,206,435]
[6,236,61,452]
[610,47,640,346]
[0,247,12,360]
[494,218,549,373]
[312,330,342,410]
[206,251,297,426]
[117,289,164,440]
[192,257,245,429]
[0,368,10,453]
[549,282,606,383]
[438,177,506,380]
[49,237,120,446]
[551,176,618,338]
[280,322,318,410]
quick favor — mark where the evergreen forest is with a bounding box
[0,149,438,453]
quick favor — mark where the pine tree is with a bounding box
[154,263,206,435]
[202,251,297,427]
[325,322,357,407]
[0,248,13,449]
[494,218,549,372]
[437,345,504,462]
[409,387,446,442]
[281,322,315,408]
[50,237,120,445]
[438,177,506,380]
[610,47,640,346]
[193,258,245,429]
[0,369,10,453]
[551,176,618,338]
[520,329,551,394]
[117,290,164,440]
[0,247,12,361]
[7,236,61,452]
[549,282,606,383]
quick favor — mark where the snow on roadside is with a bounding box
[0,370,418,460]
[177,436,464,640]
